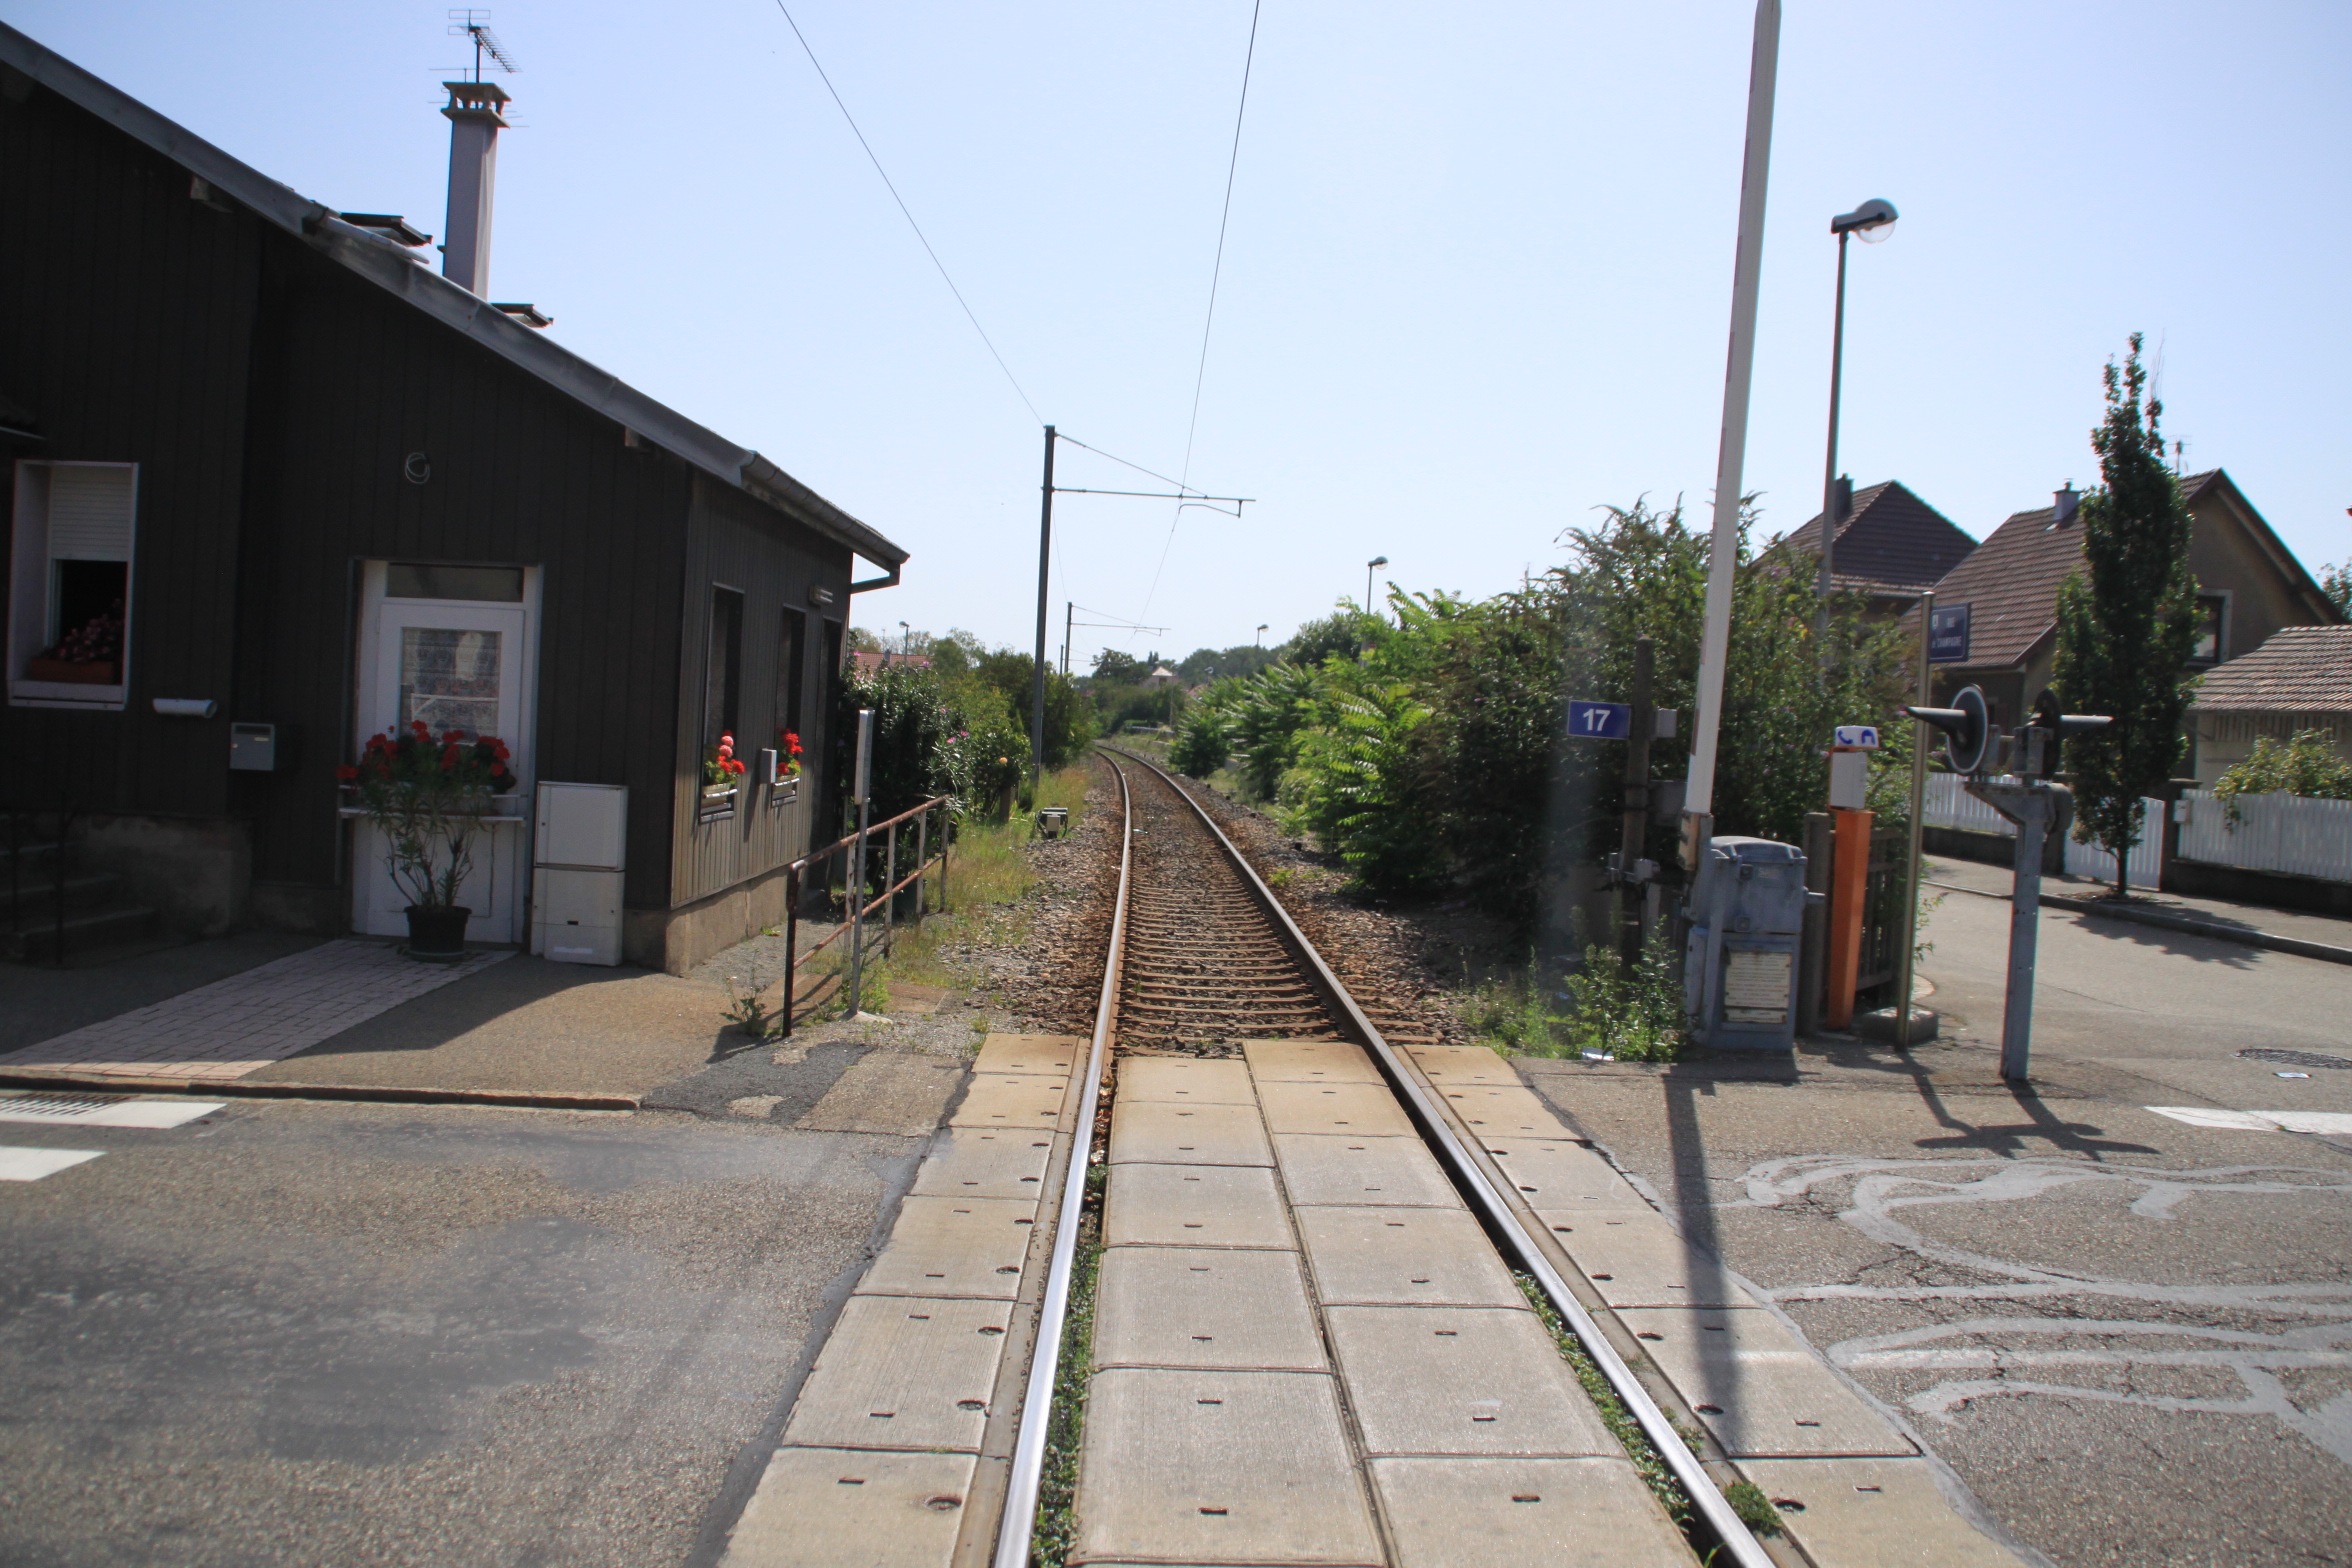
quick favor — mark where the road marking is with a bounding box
[2147,1106,2352,1135]
[0,1095,224,1128]
[0,1147,104,1181]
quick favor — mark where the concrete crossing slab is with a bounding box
[798,1051,972,1136]
[948,1072,1070,1129]
[1555,1213,1756,1309]
[1108,1101,1273,1167]
[1615,1309,1915,1459]
[1272,1133,1465,1208]
[780,1296,1012,1453]
[1430,1085,1564,1137]
[1368,1456,1697,1567]
[908,1129,1056,1200]
[1734,1458,2028,1567]
[1295,1206,1524,1308]
[1093,1248,1327,1372]
[723,1446,977,1567]
[1105,1163,1294,1249]
[1477,1138,1649,1211]
[1118,1056,1257,1105]
[1403,1044,1522,1086]
[1323,1306,1619,1457]
[854,1195,1038,1300]
[973,1033,1083,1075]
[1074,1369,1384,1566]
[1243,1038,1384,1084]
[1258,1081,1419,1136]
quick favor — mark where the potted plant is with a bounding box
[701,731,747,821]
[339,720,517,960]
[772,729,805,796]
[25,598,125,684]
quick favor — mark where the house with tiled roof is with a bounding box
[2187,625,2352,782]
[1769,480,1979,616]
[1903,471,2344,756]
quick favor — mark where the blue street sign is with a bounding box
[1566,700,1632,740]
[1833,725,1880,749]
[1929,603,1971,663]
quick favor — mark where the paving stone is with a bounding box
[1615,1309,1915,1459]
[1108,1100,1273,1167]
[855,1195,1038,1300]
[1369,1456,1697,1567]
[1554,1212,1757,1309]
[780,1296,1012,1453]
[1430,1084,1563,1137]
[1105,1162,1294,1249]
[1736,1457,2029,1567]
[1118,1056,1257,1105]
[1324,1307,1618,1457]
[1242,1038,1385,1084]
[1093,1247,1327,1372]
[1273,1133,1465,1208]
[973,1033,1084,1075]
[1295,1206,1524,1308]
[797,1051,970,1136]
[1478,1138,1649,1212]
[908,1128,1056,1200]
[947,1071,1070,1130]
[1074,1369,1383,1566]
[723,1446,977,1567]
[1403,1044,1523,1086]
[1257,1080,1419,1136]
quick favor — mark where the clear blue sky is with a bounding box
[13,0,2347,666]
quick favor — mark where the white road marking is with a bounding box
[2147,1106,2352,1136]
[0,1097,225,1128]
[0,1147,104,1181]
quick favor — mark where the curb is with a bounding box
[1928,879,2352,968]
[0,1072,638,1111]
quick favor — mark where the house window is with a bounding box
[387,562,524,602]
[9,462,137,710]
[2189,594,2227,664]
[778,608,808,747]
[705,586,744,747]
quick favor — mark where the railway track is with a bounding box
[729,747,2027,1568]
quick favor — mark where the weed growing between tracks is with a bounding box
[1029,1160,1106,1565]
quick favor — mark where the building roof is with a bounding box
[1774,480,1978,597]
[0,22,907,582]
[2189,626,2352,713]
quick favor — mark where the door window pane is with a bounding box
[388,563,524,602]
[401,626,503,736]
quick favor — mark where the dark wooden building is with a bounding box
[0,25,907,972]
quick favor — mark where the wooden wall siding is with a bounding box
[0,73,261,817]
[669,474,852,907]
[236,245,696,906]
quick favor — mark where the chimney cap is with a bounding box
[492,303,553,329]
[443,80,512,107]
[338,213,432,246]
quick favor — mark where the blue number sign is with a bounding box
[1566,700,1632,740]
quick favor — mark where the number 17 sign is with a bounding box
[1566,700,1632,740]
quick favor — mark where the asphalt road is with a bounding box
[1526,886,2352,1568]
[0,1094,921,1568]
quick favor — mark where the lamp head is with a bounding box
[1369,555,1389,569]
[1831,198,1898,240]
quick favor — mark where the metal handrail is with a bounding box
[778,794,953,1037]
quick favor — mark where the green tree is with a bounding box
[2320,560,2351,617]
[2055,334,2201,894]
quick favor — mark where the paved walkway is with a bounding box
[0,941,509,1081]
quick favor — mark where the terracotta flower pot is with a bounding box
[404,904,472,961]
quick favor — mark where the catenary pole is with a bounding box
[1030,425,1056,797]
[1683,0,1782,844]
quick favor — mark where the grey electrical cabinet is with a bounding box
[1684,836,1808,1051]
[532,782,627,966]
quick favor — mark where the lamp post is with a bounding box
[898,621,910,661]
[1364,556,1388,614]
[1816,199,1897,630]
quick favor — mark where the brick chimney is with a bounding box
[440,80,510,296]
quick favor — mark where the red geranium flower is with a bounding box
[490,762,506,777]
[336,765,359,781]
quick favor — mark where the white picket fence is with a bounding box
[2175,789,2352,883]
[1921,772,2163,885]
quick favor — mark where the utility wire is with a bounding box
[1054,433,1210,497]
[773,2,1041,426]
[1142,0,1265,616]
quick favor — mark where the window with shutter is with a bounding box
[9,461,137,709]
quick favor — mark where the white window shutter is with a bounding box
[47,466,134,562]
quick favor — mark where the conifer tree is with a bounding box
[2054,335,2200,894]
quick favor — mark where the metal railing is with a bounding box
[778,794,952,1037]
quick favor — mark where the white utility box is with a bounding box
[532,782,627,966]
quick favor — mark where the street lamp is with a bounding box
[898,621,910,660]
[1364,556,1389,614]
[1817,199,1897,623]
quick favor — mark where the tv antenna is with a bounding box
[447,10,519,82]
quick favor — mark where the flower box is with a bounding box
[698,785,738,823]
[25,657,118,685]
[768,775,800,809]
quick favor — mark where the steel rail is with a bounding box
[1107,746,1776,1568]
[991,752,1133,1568]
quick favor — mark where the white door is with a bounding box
[351,563,537,942]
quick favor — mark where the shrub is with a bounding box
[2212,729,2352,823]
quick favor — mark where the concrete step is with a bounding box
[6,903,161,963]
[0,840,72,878]
[0,869,126,920]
